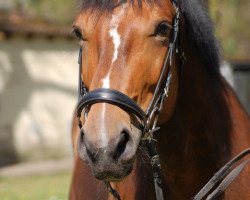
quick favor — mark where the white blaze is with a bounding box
[100,7,126,147]
[102,72,110,88]
[100,104,108,147]
[101,8,125,88]
[109,23,121,64]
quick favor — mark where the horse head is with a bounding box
[73,0,180,181]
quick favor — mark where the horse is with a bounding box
[69,0,250,199]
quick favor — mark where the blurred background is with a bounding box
[0,0,249,199]
[0,0,78,199]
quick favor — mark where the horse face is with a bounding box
[73,1,178,181]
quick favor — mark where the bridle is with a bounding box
[77,0,181,144]
[77,2,180,133]
[75,0,250,199]
[76,1,181,199]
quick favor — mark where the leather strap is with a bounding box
[149,139,165,200]
[207,158,250,200]
[146,5,180,117]
[193,148,250,200]
[78,48,87,100]
[77,88,146,121]
[105,181,121,200]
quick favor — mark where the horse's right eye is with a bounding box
[72,28,85,41]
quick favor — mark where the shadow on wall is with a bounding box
[0,37,78,167]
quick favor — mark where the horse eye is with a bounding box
[72,28,84,40]
[155,22,171,37]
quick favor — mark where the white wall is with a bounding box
[0,37,78,165]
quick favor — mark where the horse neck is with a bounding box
[156,41,235,197]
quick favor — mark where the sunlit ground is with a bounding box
[0,171,71,200]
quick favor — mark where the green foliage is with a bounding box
[0,171,71,200]
[225,38,237,56]
[25,0,77,24]
[6,0,249,58]
[209,0,250,58]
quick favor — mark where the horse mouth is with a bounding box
[94,172,127,182]
[91,158,134,182]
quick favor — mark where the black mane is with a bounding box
[179,0,220,74]
[80,0,221,74]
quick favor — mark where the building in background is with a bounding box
[0,0,78,166]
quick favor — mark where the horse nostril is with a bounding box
[113,130,130,160]
[78,128,98,163]
[86,148,97,162]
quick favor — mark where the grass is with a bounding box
[0,171,71,200]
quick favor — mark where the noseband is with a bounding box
[76,1,182,200]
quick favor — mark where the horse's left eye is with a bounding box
[155,22,171,37]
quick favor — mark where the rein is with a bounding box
[193,148,250,200]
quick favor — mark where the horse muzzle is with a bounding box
[77,126,137,181]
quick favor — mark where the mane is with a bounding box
[179,0,221,75]
[80,0,221,75]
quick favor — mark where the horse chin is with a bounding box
[91,157,135,182]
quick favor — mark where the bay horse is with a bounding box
[69,0,250,199]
